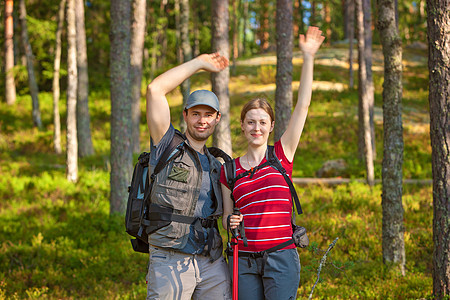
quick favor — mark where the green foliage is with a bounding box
[256,64,276,84]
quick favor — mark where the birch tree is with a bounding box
[363,0,376,158]
[67,0,78,182]
[52,0,66,154]
[4,0,16,105]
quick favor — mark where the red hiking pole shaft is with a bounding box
[232,235,238,300]
[232,208,240,300]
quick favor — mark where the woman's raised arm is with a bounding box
[280,27,325,161]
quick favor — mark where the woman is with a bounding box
[221,27,325,300]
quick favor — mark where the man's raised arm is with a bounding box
[146,53,229,144]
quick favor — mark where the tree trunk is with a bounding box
[75,0,94,157]
[179,0,192,132]
[274,0,293,141]
[363,0,376,158]
[211,0,232,156]
[19,0,41,128]
[66,0,78,182]
[231,0,239,76]
[149,5,157,80]
[156,1,168,69]
[310,0,316,25]
[242,0,249,56]
[52,0,66,155]
[293,0,299,39]
[110,0,132,214]
[377,0,405,275]
[5,0,16,105]
[343,0,348,39]
[130,0,146,154]
[174,0,182,63]
[259,0,270,52]
[355,0,374,186]
[324,2,331,45]
[348,0,355,89]
[427,0,450,297]
[192,0,200,58]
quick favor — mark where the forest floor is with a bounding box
[0,45,433,299]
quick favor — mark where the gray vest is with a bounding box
[148,141,224,260]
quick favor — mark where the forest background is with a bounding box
[0,0,447,299]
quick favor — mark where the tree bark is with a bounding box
[179,0,192,132]
[343,0,348,39]
[355,0,374,186]
[310,0,316,25]
[156,1,168,69]
[274,0,293,141]
[5,0,16,105]
[75,0,94,157]
[130,0,146,154]
[242,0,249,56]
[192,0,200,58]
[348,0,355,89]
[66,0,78,182]
[52,0,66,155]
[231,0,239,76]
[174,0,182,63]
[377,0,405,275]
[211,0,232,156]
[427,0,450,297]
[19,0,41,128]
[259,0,270,52]
[363,0,376,158]
[324,2,331,45]
[110,0,132,214]
[149,5,157,80]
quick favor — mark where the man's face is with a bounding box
[183,105,221,142]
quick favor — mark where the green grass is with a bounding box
[0,47,432,299]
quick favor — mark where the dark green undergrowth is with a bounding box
[0,48,432,299]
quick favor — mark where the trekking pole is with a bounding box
[232,207,241,300]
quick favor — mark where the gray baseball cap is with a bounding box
[185,90,220,112]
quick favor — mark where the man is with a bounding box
[145,53,231,300]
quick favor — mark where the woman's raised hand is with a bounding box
[197,52,229,73]
[299,26,325,57]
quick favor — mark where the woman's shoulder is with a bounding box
[273,140,293,166]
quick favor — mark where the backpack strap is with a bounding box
[138,130,186,237]
[222,159,237,201]
[152,130,186,177]
[207,146,232,163]
[266,145,303,215]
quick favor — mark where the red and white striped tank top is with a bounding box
[220,141,296,252]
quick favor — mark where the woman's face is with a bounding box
[241,108,274,147]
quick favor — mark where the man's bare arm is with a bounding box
[146,53,229,144]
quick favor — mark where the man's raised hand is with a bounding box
[197,53,229,73]
[299,26,325,57]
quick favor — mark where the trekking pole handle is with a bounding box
[232,207,241,238]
